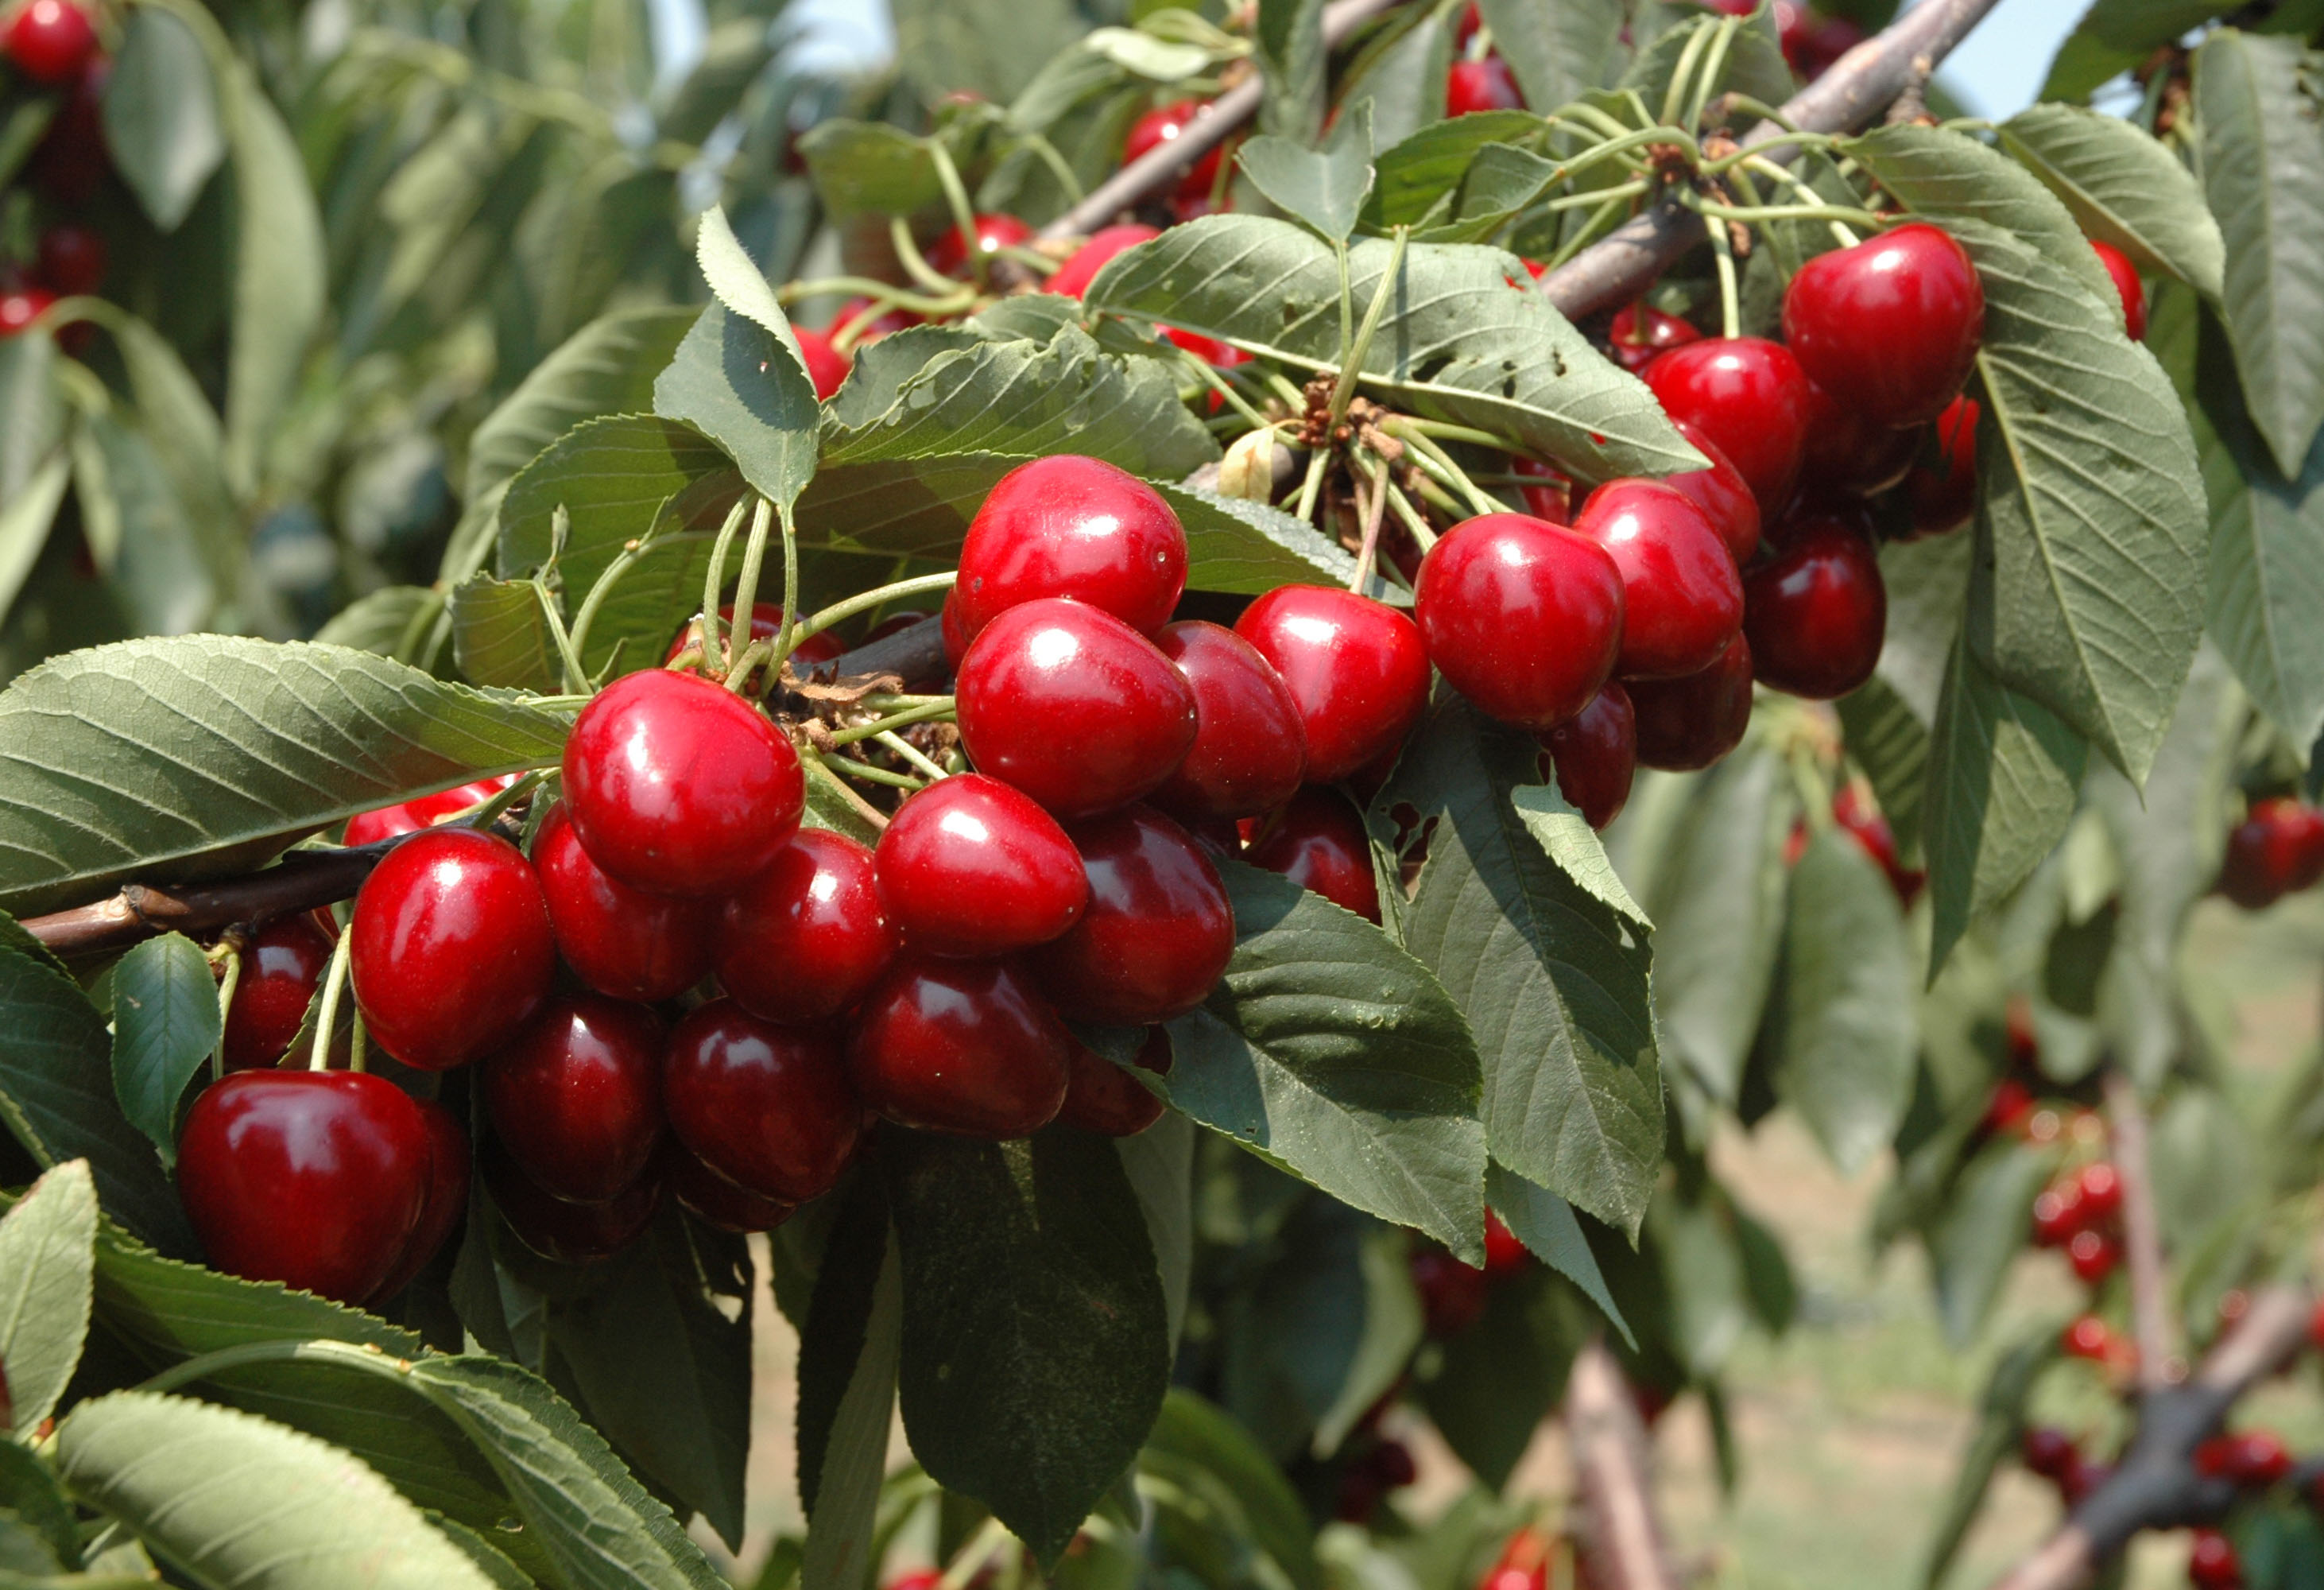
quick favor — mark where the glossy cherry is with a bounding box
[1628,633,1753,772]
[221,914,335,1070]
[1446,56,1523,115]
[483,995,664,1204]
[2084,239,2145,341]
[561,667,803,896]
[1575,480,1741,681]
[1048,223,1160,298]
[873,774,1085,956]
[1907,395,1979,537]
[177,1070,432,1305]
[1245,787,1379,923]
[1029,805,1236,1025]
[792,326,850,400]
[1644,338,1811,517]
[2219,797,2324,909]
[664,999,861,1201]
[1742,522,1886,700]
[1509,456,1568,522]
[485,1137,660,1263]
[533,802,715,1002]
[365,1097,471,1303]
[5,0,95,83]
[2188,1530,2241,1590]
[1661,419,1760,564]
[1544,681,1636,830]
[343,773,517,847]
[1799,377,1919,494]
[1148,621,1308,821]
[0,288,52,336]
[1235,587,1432,781]
[719,826,898,1019]
[2066,1228,2117,1284]
[660,1142,792,1234]
[955,598,1198,817]
[1056,1028,1171,1137]
[350,827,555,1070]
[34,223,103,297]
[928,211,1034,277]
[952,454,1188,644]
[1125,101,1226,208]
[1415,512,1625,728]
[1607,302,1700,373]
[847,956,1074,1138]
[1783,223,1984,428]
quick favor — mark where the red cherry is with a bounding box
[873,774,1086,956]
[1628,633,1753,771]
[2066,1229,2117,1284]
[955,599,1198,817]
[1234,586,1432,781]
[561,669,803,896]
[176,1070,432,1305]
[2031,1182,2084,1247]
[1607,302,1700,373]
[2060,1314,2115,1361]
[1644,338,1811,517]
[928,211,1034,277]
[0,285,52,337]
[1148,621,1308,822]
[1783,223,1985,428]
[1028,805,1236,1025]
[2059,1455,2108,1505]
[5,0,95,83]
[1575,480,1742,682]
[1446,56,1524,115]
[1508,456,1568,523]
[343,774,517,847]
[664,999,861,1199]
[1663,419,1760,564]
[939,589,971,669]
[365,1097,471,1303]
[1482,1209,1528,1277]
[29,61,105,204]
[2020,1426,2076,1479]
[350,827,555,1071]
[1741,523,1886,700]
[719,827,898,1020]
[1832,784,1923,906]
[1908,395,1980,537]
[660,1141,792,1234]
[792,326,850,400]
[2076,1162,2123,1225]
[2189,1529,2241,1590]
[2219,797,2324,909]
[1048,223,1160,298]
[1164,324,1252,373]
[483,995,664,1204]
[221,915,335,1070]
[952,455,1188,645]
[1125,101,1227,207]
[1799,378,1919,494]
[1414,514,1623,730]
[1544,681,1636,830]
[1981,1077,2035,1135]
[2090,240,2145,341]
[1245,786,1379,923]
[484,1137,660,1263]
[1410,1247,1489,1336]
[34,222,103,297]
[533,802,715,1002]
[1056,1027,1171,1137]
[848,956,1073,1138]
[2220,1430,2291,1487]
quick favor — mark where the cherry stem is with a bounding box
[1327,227,1409,433]
[1659,17,1719,131]
[1379,480,1435,567]
[209,947,241,1085]
[1176,350,1271,431]
[1683,17,1744,133]
[873,730,951,782]
[818,751,926,792]
[533,576,591,696]
[825,700,957,749]
[1346,455,1392,595]
[697,497,751,678]
[1292,447,1329,525]
[774,276,974,315]
[1735,153,1862,248]
[1697,197,1881,231]
[308,928,354,1073]
[1385,420,1504,518]
[889,215,964,297]
[464,770,546,832]
[724,498,777,691]
[788,572,959,652]
[928,141,988,289]
[1705,207,1742,342]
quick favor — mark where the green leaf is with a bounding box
[889,0,1086,106]
[1083,215,1702,483]
[0,636,571,918]
[1770,830,1916,1173]
[2196,29,2324,478]
[0,1159,95,1437]
[654,306,820,516]
[800,1237,901,1590]
[2040,1,2218,103]
[688,207,821,514]
[1311,1223,1423,1455]
[1653,1189,1748,1377]
[1336,13,1449,151]
[71,409,219,638]
[1929,1138,2051,1346]
[1160,483,1371,595]
[1159,858,1487,1258]
[1835,679,1931,857]
[1236,115,1373,245]
[883,1128,1169,1566]
[0,950,188,1254]
[448,574,560,694]
[1117,1112,1196,1355]
[220,59,326,499]
[312,588,443,661]
[1389,697,1658,1238]
[796,121,945,223]
[1416,1263,1585,1488]
[796,1176,889,1517]
[99,9,223,232]
[1485,1161,1629,1344]
[56,1391,498,1589]
[1365,111,1540,230]
[1997,103,2223,300]
[0,452,68,626]
[106,317,236,561]
[1218,1195,1367,1460]
[1254,0,1326,143]
[1622,9,1791,119]
[1478,0,1625,117]
[657,18,779,145]
[108,933,219,1165]
[0,332,59,514]
[0,1439,77,1568]
[1140,1390,1321,1590]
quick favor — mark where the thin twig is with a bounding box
[2103,1069,2175,1390]
[1565,1339,1679,1590]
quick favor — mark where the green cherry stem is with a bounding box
[724,497,777,691]
[308,928,354,1073]
[696,496,751,677]
[873,729,951,781]
[927,139,987,287]
[890,215,965,297]
[788,571,960,650]
[1292,445,1328,525]
[824,699,957,748]
[1327,227,1410,432]
[819,752,927,791]
[1705,204,1742,341]
[1345,453,1391,595]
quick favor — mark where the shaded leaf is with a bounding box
[1478,0,1625,116]
[1416,1262,1584,1488]
[653,304,819,514]
[109,932,219,1165]
[1140,1390,1321,1590]
[0,452,68,626]
[797,121,944,222]
[800,1239,900,1590]
[1997,103,2222,299]
[2041,0,2218,103]
[449,574,560,694]
[0,1158,95,1437]
[1254,0,1327,143]
[221,59,327,498]
[1485,1160,1630,1344]
[1236,115,1373,244]
[1930,1137,2050,1345]
[100,9,223,232]
[1919,1327,2055,1589]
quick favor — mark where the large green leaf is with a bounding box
[653,301,819,518]
[1365,111,1540,230]
[1338,11,1450,151]
[1478,0,1625,117]
[54,1392,498,1589]
[1389,697,1658,1238]
[1416,1262,1585,1488]
[312,586,443,661]
[109,932,219,1165]
[1237,118,1373,246]
[99,8,224,232]
[220,59,326,499]
[0,636,571,917]
[890,0,1086,106]
[448,574,561,694]
[1083,215,1701,482]
[2196,29,2324,479]
[1997,103,2223,300]
[0,452,67,626]
[1929,1138,2051,1346]
[800,1233,900,1590]
[1139,1390,1321,1590]
[883,1128,1169,1565]
[1254,0,1326,142]
[796,120,946,222]
[2040,0,2219,103]
[1160,858,1487,1258]
[72,409,219,639]
[1118,1112,1196,1355]
[0,1158,95,1437]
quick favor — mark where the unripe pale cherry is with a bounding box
[351,827,555,1070]
[847,956,1074,1138]
[1414,513,1625,729]
[1234,586,1432,781]
[951,456,1188,645]
[718,827,898,1021]
[1629,634,1753,772]
[533,802,716,1003]
[1781,223,1985,428]
[1148,620,1309,821]
[1643,338,1811,517]
[1028,805,1237,1025]
[1572,480,1742,682]
[873,774,1087,956]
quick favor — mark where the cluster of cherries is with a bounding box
[2021,1421,2297,1588]
[1408,1210,1534,1337]
[2032,1159,2125,1289]
[0,0,111,335]
[2217,796,2324,913]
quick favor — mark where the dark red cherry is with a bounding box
[1056,1027,1171,1137]
[1410,1247,1489,1336]
[1644,338,1811,518]
[664,999,861,1201]
[1164,324,1252,372]
[1048,223,1160,298]
[2220,797,2324,909]
[1415,513,1624,728]
[484,995,664,1204]
[1482,1208,1528,1276]
[1148,621,1308,821]
[827,296,919,345]
[1908,395,1979,537]
[1125,100,1226,208]
[660,1142,792,1234]
[2189,1530,2241,1590]
[1799,378,1919,494]
[1574,480,1742,681]
[2069,1230,2117,1288]
[955,599,1198,817]
[34,223,103,297]
[561,668,803,896]
[2089,240,2144,340]
[5,0,95,83]
[2020,1426,2077,1479]
[28,61,105,205]
[1544,682,1636,830]
[1234,587,1431,781]
[873,774,1085,956]
[719,827,897,1019]
[1607,302,1700,373]
[1629,634,1753,771]
[533,802,715,1002]
[847,956,1073,1138]
[1446,56,1524,115]
[929,211,1034,277]
[1741,523,1886,700]
[1508,457,1568,522]
[1246,787,1379,922]
[1782,223,1985,429]
[1833,784,1924,906]
[793,326,850,399]
[343,774,517,847]
[350,827,555,1071]
[364,1097,471,1303]
[176,1070,432,1305]
[1028,805,1236,1024]
[485,1137,659,1263]
[952,455,1188,645]
[862,608,934,646]
[1663,419,1760,564]
[221,915,335,1070]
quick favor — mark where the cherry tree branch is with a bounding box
[2103,1069,2176,1391]
[1564,1340,1679,1590]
